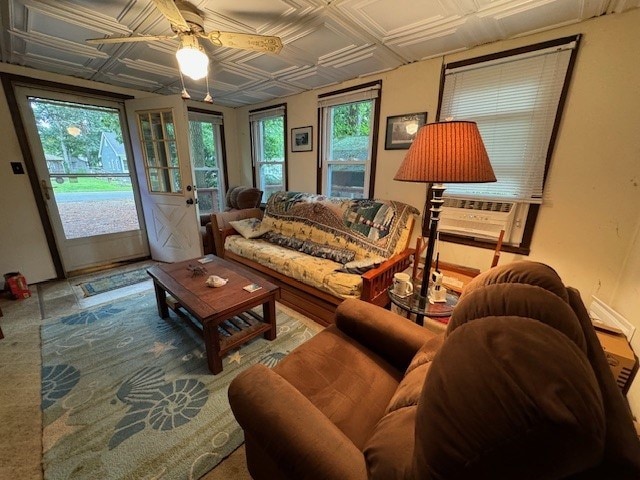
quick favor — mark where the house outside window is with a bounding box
[318,81,381,198]
[437,36,580,254]
[249,104,287,203]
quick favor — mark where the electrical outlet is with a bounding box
[11,162,25,174]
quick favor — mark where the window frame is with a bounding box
[249,103,288,203]
[435,35,581,255]
[187,107,228,213]
[317,80,382,198]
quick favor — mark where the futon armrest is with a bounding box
[335,298,437,372]
[228,364,367,480]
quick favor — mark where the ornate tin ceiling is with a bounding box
[0,0,638,107]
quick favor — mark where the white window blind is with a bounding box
[439,41,576,203]
[249,105,285,123]
[318,84,380,108]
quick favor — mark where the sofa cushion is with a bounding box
[415,317,605,479]
[299,240,355,264]
[229,218,269,239]
[225,236,363,299]
[274,325,403,450]
[262,191,418,260]
[339,257,386,274]
[449,283,587,351]
[262,231,305,250]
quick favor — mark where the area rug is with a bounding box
[40,291,321,479]
[78,268,150,297]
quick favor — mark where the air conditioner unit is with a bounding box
[439,198,515,241]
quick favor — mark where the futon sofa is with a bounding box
[199,186,262,255]
[229,261,640,479]
[218,191,418,325]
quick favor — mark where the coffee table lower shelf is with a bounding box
[165,295,276,374]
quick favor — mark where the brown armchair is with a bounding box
[199,186,262,255]
[229,261,640,479]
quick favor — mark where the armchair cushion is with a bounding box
[450,283,587,351]
[225,186,262,210]
[273,325,402,449]
[462,260,569,302]
[415,317,605,479]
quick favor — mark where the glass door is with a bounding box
[15,87,149,274]
[188,111,227,214]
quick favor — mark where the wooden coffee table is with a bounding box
[147,255,280,374]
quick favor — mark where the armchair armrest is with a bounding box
[229,364,367,480]
[335,298,437,372]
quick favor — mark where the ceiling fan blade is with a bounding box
[205,31,283,54]
[151,0,190,32]
[87,34,176,45]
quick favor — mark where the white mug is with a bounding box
[393,272,413,296]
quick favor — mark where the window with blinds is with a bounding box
[437,36,580,252]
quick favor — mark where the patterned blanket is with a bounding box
[263,191,419,259]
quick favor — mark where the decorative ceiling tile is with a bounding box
[336,0,450,38]
[1,0,639,107]
[279,64,341,89]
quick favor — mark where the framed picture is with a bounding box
[291,126,313,152]
[385,112,428,150]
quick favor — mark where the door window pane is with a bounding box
[137,110,181,193]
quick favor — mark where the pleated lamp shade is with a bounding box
[394,121,496,183]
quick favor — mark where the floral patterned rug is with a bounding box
[40,291,320,479]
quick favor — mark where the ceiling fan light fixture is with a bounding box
[176,36,209,80]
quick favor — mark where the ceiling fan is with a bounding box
[87,0,283,81]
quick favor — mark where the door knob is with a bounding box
[186,198,194,205]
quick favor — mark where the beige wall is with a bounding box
[235,10,640,414]
[0,63,239,284]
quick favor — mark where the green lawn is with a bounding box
[53,177,132,192]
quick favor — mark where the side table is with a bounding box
[388,287,459,328]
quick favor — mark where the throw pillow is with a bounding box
[229,218,269,239]
[299,240,355,264]
[262,231,305,251]
[338,257,386,274]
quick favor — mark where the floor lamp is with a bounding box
[394,121,496,311]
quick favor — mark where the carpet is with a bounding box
[40,291,321,479]
[78,268,150,297]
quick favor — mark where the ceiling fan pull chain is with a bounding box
[204,75,213,104]
[179,70,190,100]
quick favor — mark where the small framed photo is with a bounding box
[385,112,428,150]
[291,126,313,152]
